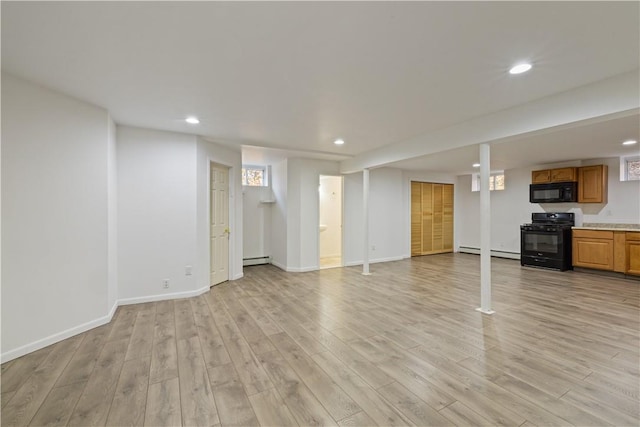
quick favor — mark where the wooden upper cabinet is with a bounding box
[578,165,608,203]
[550,167,577,182]
[531,169,551,183]
[531,167,576,183]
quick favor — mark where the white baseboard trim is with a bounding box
[458,246,521,260]
[243,256,271,266]
[232,272,244,280]
[118,285,211,306]
[284,266,318,273]
[344,255,405,267]
[1,306,117,363]
[270,260,286,271]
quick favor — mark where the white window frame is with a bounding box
[241,165,268,187]
[471,171,505,192]
[620,155,640,181]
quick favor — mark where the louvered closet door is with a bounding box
[411,182,423,256]
[411,182,454,256]
[421,183,433,253]
[443,184,454,251]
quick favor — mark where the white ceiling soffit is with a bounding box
[388,112,640,175]
[241,144,351,166]
[343,71,640,173]
[2,1,639,164]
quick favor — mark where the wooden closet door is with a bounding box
[432,184,443,252]
[443,184,454,251]
[421,183,433,253]
[411,182,422,256]
[411,181,454,256]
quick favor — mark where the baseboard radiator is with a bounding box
[458,246,520,260]
[243,256,271,266]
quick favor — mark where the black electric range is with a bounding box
[521,212,574,271]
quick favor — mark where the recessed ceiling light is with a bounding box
[473,163,481,168]
[334,138,345,145]
[622,139,637,145]
[509,63,532,75]
[185,116,200,124]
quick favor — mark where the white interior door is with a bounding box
[210,163,229,286]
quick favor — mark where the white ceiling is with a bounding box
[2,2,639,171]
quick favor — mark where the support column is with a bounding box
[477,143,494,314]
[362,168,371,275]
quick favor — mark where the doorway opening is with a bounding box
[319,175,343,269]
[210,162,230,286]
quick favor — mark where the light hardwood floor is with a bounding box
[2,254,639,426]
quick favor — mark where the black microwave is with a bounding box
[530,182,577,203]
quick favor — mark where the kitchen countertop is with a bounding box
[573,223,640,232]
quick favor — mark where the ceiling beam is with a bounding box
[340,70,640,174]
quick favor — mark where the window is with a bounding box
[241,166,267,186]
[621,156,640,181]
[471,172,505,192]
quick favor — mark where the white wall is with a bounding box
[107,115,118,310]
[343,168,426,266]
[1,73,110,359]
[368,168,406,262]
[196,138,243,283]
[242,186,272,260]
[582,157,640,224]
[270,159,288,269]
[117,126,199,300]
[456,158,640,254]
[343,171,364,265]
[319,176,342,258]
[274,164,442,271]
[286,159,340,271]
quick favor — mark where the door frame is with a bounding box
[208,159,235,286]
[318,174,344,269]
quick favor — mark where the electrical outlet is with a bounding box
[185,265,192,276]
[162,279,170,289]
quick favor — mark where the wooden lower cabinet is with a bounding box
[573,229,640,275]
[626,232,640,275]
[613,231,626,273]
[411,181,453,256]
[572,230,614,271]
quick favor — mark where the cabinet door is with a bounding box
[578,165,608,203]
[626,233,640,275]
[613,231,626,273]
[531,169,551,183]
[626,241,640,275]
[550,167,577,182]
[572,237,614,270]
